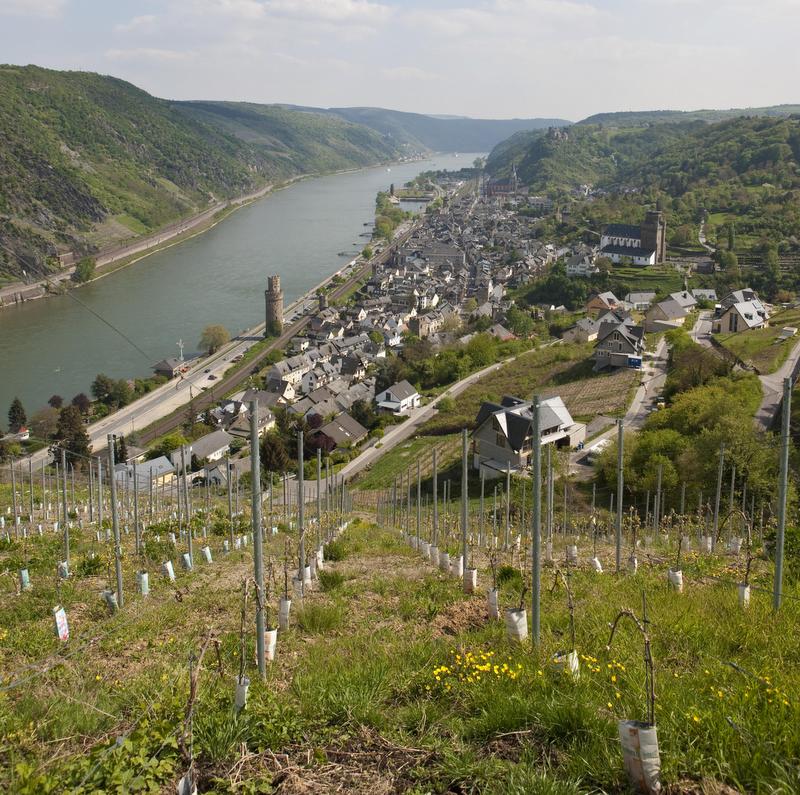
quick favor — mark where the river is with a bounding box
[1,153,477,417]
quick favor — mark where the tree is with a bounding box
[765,246,781,281]
[115,434,128,464]
[72,257,96,284]
[199,324,231,355]
[465,334,496,367]
[260,432,289,474]
[8,397,26,433]
[71,393,91,415]
[48,395,64,409]
[505,305,534,339]
[350,399,377,431]
[361,245,373,260]
[147,432,187,461]
[368,330,384,345]
[91,373,115,404]
[54,405,91,468]
[30,407,60,441]
[109,379,133,408]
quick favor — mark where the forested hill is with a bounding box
[577,104,800,127]
[487,116,800,199]
[310,106,571,152]
[0,66,401,281]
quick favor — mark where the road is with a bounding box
[755,336,800,430]
[340,354,527,482]
[275,345,551,502]
[690,310,713,347]
[689,309,800,431]
[698,220,715,254]
[25,223,414,465]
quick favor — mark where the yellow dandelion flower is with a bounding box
[611,675,617,683]
[607,702,613,709]
[692,715,700,723]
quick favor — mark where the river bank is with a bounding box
[0,153,474,415]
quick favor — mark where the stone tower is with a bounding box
[641,210,667,264]
[265,274,283,337]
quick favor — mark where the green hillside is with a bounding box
[0,66,400,282]
[175,101,400,174]
[321,106,571,152]
[578,104,800,127]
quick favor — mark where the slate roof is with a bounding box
[603,223,642,238]
[191,430,234,460]
[601,244,655,258]
[382,380,419,401]
[474,395,575,452]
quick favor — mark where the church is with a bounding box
[600,210,666,266]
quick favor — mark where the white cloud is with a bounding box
[105,47,195,63]
[114,14,158,33]
[264,0,390,23]
[0,0,65,17]
[381,65,438,81]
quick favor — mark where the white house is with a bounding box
[375,380,421,413]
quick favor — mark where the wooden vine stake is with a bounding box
[606,593,660,794]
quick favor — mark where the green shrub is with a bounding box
[324,540,347,562]
[77,554,103,576]
[318,570,346,591]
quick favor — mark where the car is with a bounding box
[208,374,217,381]
[204,368,211,373]
[232,354,244,362]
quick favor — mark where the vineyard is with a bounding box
[0,418,798,793]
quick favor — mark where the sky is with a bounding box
[0,0,798,121]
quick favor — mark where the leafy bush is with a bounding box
[76,554,103,576]
[318,570,346,591]
[323,540,347,562]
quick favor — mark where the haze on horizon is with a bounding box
[0,0,798,121]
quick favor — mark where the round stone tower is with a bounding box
[265,274,284,337]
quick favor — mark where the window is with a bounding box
[495,432,506,448]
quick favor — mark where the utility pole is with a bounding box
[616,420,624,573]
[249,400,266,678]
[107,435,124,608]
[773,378,791,611]
[461,429,468,572]
[133,459,140,555]
[10,459,18,537]
[297,429,305,593]
[97,457,103,530]
[60,448,69,564]
[227,457,234,548]
[531,397,542,645]
[479,467,485,548]
[432,449,438,546]
[181,446,193,563]
[316,448,322,545]
[416,459,421,548]
[712,443,725,551]
[504,462,511,549]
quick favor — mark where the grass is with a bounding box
[713,306,800,374]
[419,343,637,436]
[355,433,460,491]
[3,474,800,793]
